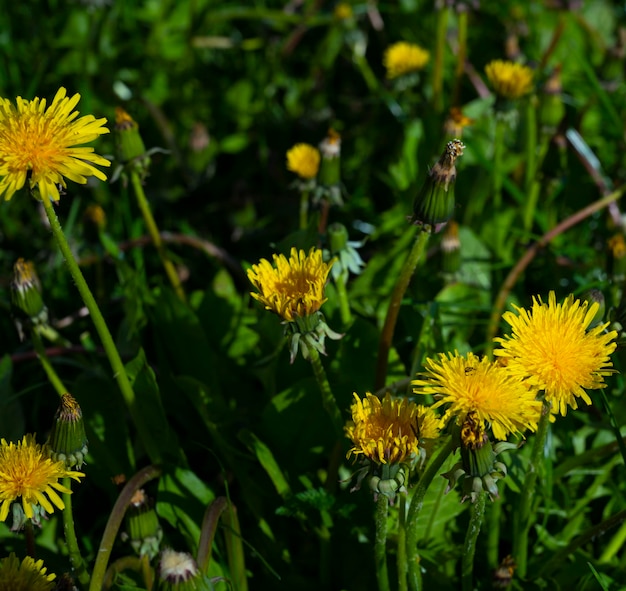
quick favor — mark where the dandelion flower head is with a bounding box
[384,42,430,80]
[345,393,439,465]
[0,434,84,522]
[413,351,542,440]
[0,553,56,591]
[0,87,110,203]
[286,143,320,180]
[248,247,333,322]
[485,60,534,99]
[494,292,618,416]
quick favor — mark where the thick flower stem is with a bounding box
[461,491,487,591]
[493,117,506,210]
[299,189,310,230]
[375,494,391,591]
[308,347,344,438]
[513,401,550,578]
[375,229,430,391]
[31,328,66,398]
[335,270,353,328]
[432,6,449,112]
[89,465,162,591]
[62,477,90,586]
[406,436,455,591]
[129,170,186,302]
[41,195,162,464]
[397,494,409,591]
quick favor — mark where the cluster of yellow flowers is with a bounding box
[247,242,618,473]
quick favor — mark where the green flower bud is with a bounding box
[47,393,89,469]
[11,259,48,338]
[123,489,163,559]
[411,139,465,233]
[314,129,343,206]
[115,107,150,176]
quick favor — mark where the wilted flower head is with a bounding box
[494,292,618,416]
[384,41,430,79]
[485,60,534,100]
[286,143,320,180]
[0,87,110,202]
[413,351,542,440]
[0,434,84,522]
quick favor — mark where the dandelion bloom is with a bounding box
[413,352,542,441]
[384,42,430,80]
[0,434,84,522]
[485,60,534,99]
[0,553,56,591]
[0,87,110,202]
[247,247,333,322]
[286,143,320,180]
[494,292,618,416]
[345,392,439,464]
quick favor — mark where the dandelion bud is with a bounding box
[441,220,461,276]
[11,258,48,339]
[47,393,89,469]
[411,139,465,233]
[115,107,150,175]
[539,66,565,132]
[123,489,163,559]
[315,129,343,206]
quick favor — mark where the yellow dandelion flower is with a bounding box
[286,143,320,180]
[247,247,333,322]
[413,352,542,440]
[384,42,430,80]
[0,434,84,522]
[0,87,110,203]
[494,292,618,416]
[334,3,353,20]
[345,393,436,464]
[0,553,56,591]
[608,234,626,259]
[485,60,534,99]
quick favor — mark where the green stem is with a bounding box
[299,189,309,230]
[461,491,487,591]
[62,477,90,586]
[375,230,431,391]
[406,436,455,591]
[493,117,506,209]
[31,328,66,398]
[375,494,391,591]
[432,6,449,112]
[452,10,468,107]
[41,195,161,464]
[308,347,344,437]
[24,520,35,558]
[513,401,550,578]
[89,465,162,591]
[397,493,409,591]
[335,271,352,328]
[486,497,501,569]
[129,171,186,302]
[523,97,538,194]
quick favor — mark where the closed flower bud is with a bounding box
[122,489,163,559]
[115,107,150,176]
[11,258,48,339]
[411,139,465,233]
[47,393,89,469]
[315,129,343,206]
